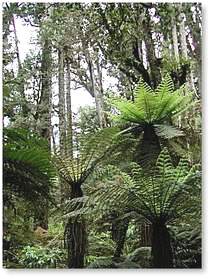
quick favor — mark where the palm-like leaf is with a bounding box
[154,124,184,139]
[113,75,193,126]
[54,127,120,188]
[3,128,56,203]
[112,75,193,151]
[112,75,194,168]
[74,148,200,225]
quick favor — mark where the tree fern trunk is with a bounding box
[137,125,161,169]
[66,218,86,268]
[113,218,129,258]
[66,184,87,268]
[151,222,173,268]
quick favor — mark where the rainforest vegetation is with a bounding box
[3,2,202,269]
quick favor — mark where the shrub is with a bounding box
[19,245,66,268]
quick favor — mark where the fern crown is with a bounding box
[70,148,200,224]
[112,75,193,125]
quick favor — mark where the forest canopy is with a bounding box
[3,2,201,269]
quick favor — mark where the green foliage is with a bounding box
[162,55,191,76]
[77,106,100,134]
[3,2,202,269]
[87,256,115,268]
[112,75,193,128]
[77,148,200,225]
[3,128,56,203]
[87,231,115,258]
[170,224,201,268]
[19,245,66,268]
[54,127,120,188]
[45,221,65,249]
[127,247,151,268]
[87,256,142,269]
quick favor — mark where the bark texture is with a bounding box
[136,125,161,169]
[87,55,106,128]
[58,48,66,154]
[171,15,179,61]
[65,185,87,268]
[151,222,173,268]
[65,59,73,156]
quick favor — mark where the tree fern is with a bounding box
[111,75,194,168]
[71,148,200,267]
[113,75,193,126]
[54,126,125,268]
[3,128,56,203]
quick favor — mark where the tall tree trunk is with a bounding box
[151,222,173,268]
[179,9,188,59]
[87,54,106,129]
[39,39,52,144]
[58,48,69,204]
[142,11,161,89]
[65,59,73,157]
[34,4,53,229]
[11,14,21,69]
[171,15,179,61]
[58,48,66,154]
[35,47,51,229]
[11,14,28,116]
[65,184,86,268]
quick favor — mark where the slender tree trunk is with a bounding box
[171,16,179,61]
[66,185,87,268]
[39,39,52,144]
[151,222,173,268]
[59,49,71,204]
[142,12,161,89]
[58,48,66,154]
[11,14,28,116]
[179,9,188,60]
[11,14,21,69]
[34,40,52,230]
[51,125,57,154]
[65,59,73,157]
[87,54,106,129]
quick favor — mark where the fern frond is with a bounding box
[3,128,56,203]
[111,75,193,131]
[78,149,200,225]
[154,124,184,139]
[54,127,120,187]
[156,74,174,98]
[112,100,146,124]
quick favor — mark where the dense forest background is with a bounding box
[3,2,202,269]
